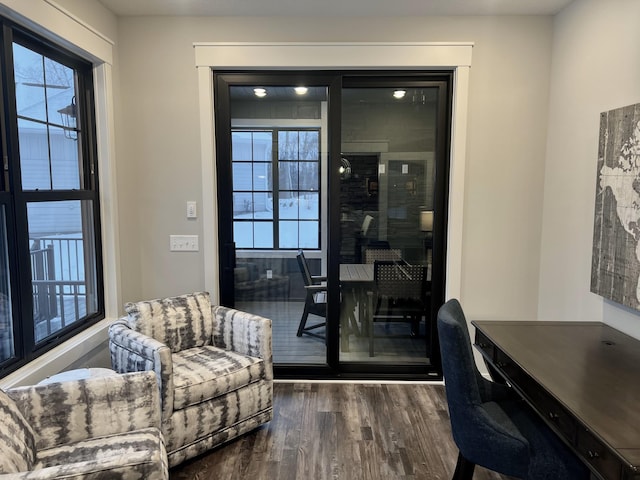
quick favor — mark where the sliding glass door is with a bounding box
[214,72,451,379]
[338,77,449,373]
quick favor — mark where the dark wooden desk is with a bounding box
[472,320,640,480]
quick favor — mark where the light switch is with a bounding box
[186,201,197,219]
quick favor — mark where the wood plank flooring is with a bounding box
[170,382,512,480]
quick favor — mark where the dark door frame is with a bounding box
[214,70,452,380]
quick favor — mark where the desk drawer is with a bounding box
[517,377,577,443]
[475,330,495,360]
[492,348,577,444]
[576,428,621,480]
[494,348,521,379]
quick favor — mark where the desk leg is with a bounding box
[341,285,366,352]
[367,291,374,357]
[340,288,355,352]
[357,289,367,336]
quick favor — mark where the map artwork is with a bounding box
[591,102,640,309]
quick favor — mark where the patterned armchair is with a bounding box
[0,371,168,479]
[108,291,273,467]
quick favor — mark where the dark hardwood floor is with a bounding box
[170,382,512,480]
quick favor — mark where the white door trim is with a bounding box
[194,42,473,303]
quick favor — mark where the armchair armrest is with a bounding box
[310,275,327,284]
[305,284,327,303]
[109,320,174,419]
[211,305,273,380]
[6,372,161,451]
[305,284,327,292]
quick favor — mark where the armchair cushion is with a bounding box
[172,345,265,410]
[125,292,212,353]
[31,428,166,480]
[0,389,35,473]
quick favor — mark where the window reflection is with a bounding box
[14,42,82,190]
[232,128,320,249]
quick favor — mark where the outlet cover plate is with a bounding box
[170,235,199,251]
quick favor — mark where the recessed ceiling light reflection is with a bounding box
[294,86,308,95]
[253,88,267,97]
[393,89,406,99]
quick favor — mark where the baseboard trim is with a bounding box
[274,379,445,385]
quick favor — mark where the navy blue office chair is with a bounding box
[437,299,590,480]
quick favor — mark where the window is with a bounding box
[0,20,103,375]
[232,128,320,249]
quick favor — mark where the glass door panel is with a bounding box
[227,84,329,365]
[339,85,438,365]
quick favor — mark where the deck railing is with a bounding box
[30,237,87,341]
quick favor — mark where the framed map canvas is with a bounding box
[591,102,640,309]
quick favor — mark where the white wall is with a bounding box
[13,0,628,381]
[1,3,557,332]
[8,0,640,379]
[53,0,118,41]
[539,0,640,336]
[116,15,553,319]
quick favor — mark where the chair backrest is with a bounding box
[438,299,496,462]
[365,248,403,264]
[296,250,313,287]
[437,299,484,411]
[373,261,426,301]
[124,291,213,352]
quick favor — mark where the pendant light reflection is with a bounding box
[57,96,78,140]
[339,156,352,180]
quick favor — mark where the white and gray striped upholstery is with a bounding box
[124,291,212,353]
[0,389,34,473]
[0,371,168,479]
[109,292,273,467]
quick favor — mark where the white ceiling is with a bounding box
[96,0,575,17]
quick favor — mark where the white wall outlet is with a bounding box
[170,235,199,251]
[186,201,197,219]
[266,269,273,279]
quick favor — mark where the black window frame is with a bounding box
[0,17,104,377]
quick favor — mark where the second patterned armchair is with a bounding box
[0,371,168,479]
[109,291,273,467]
